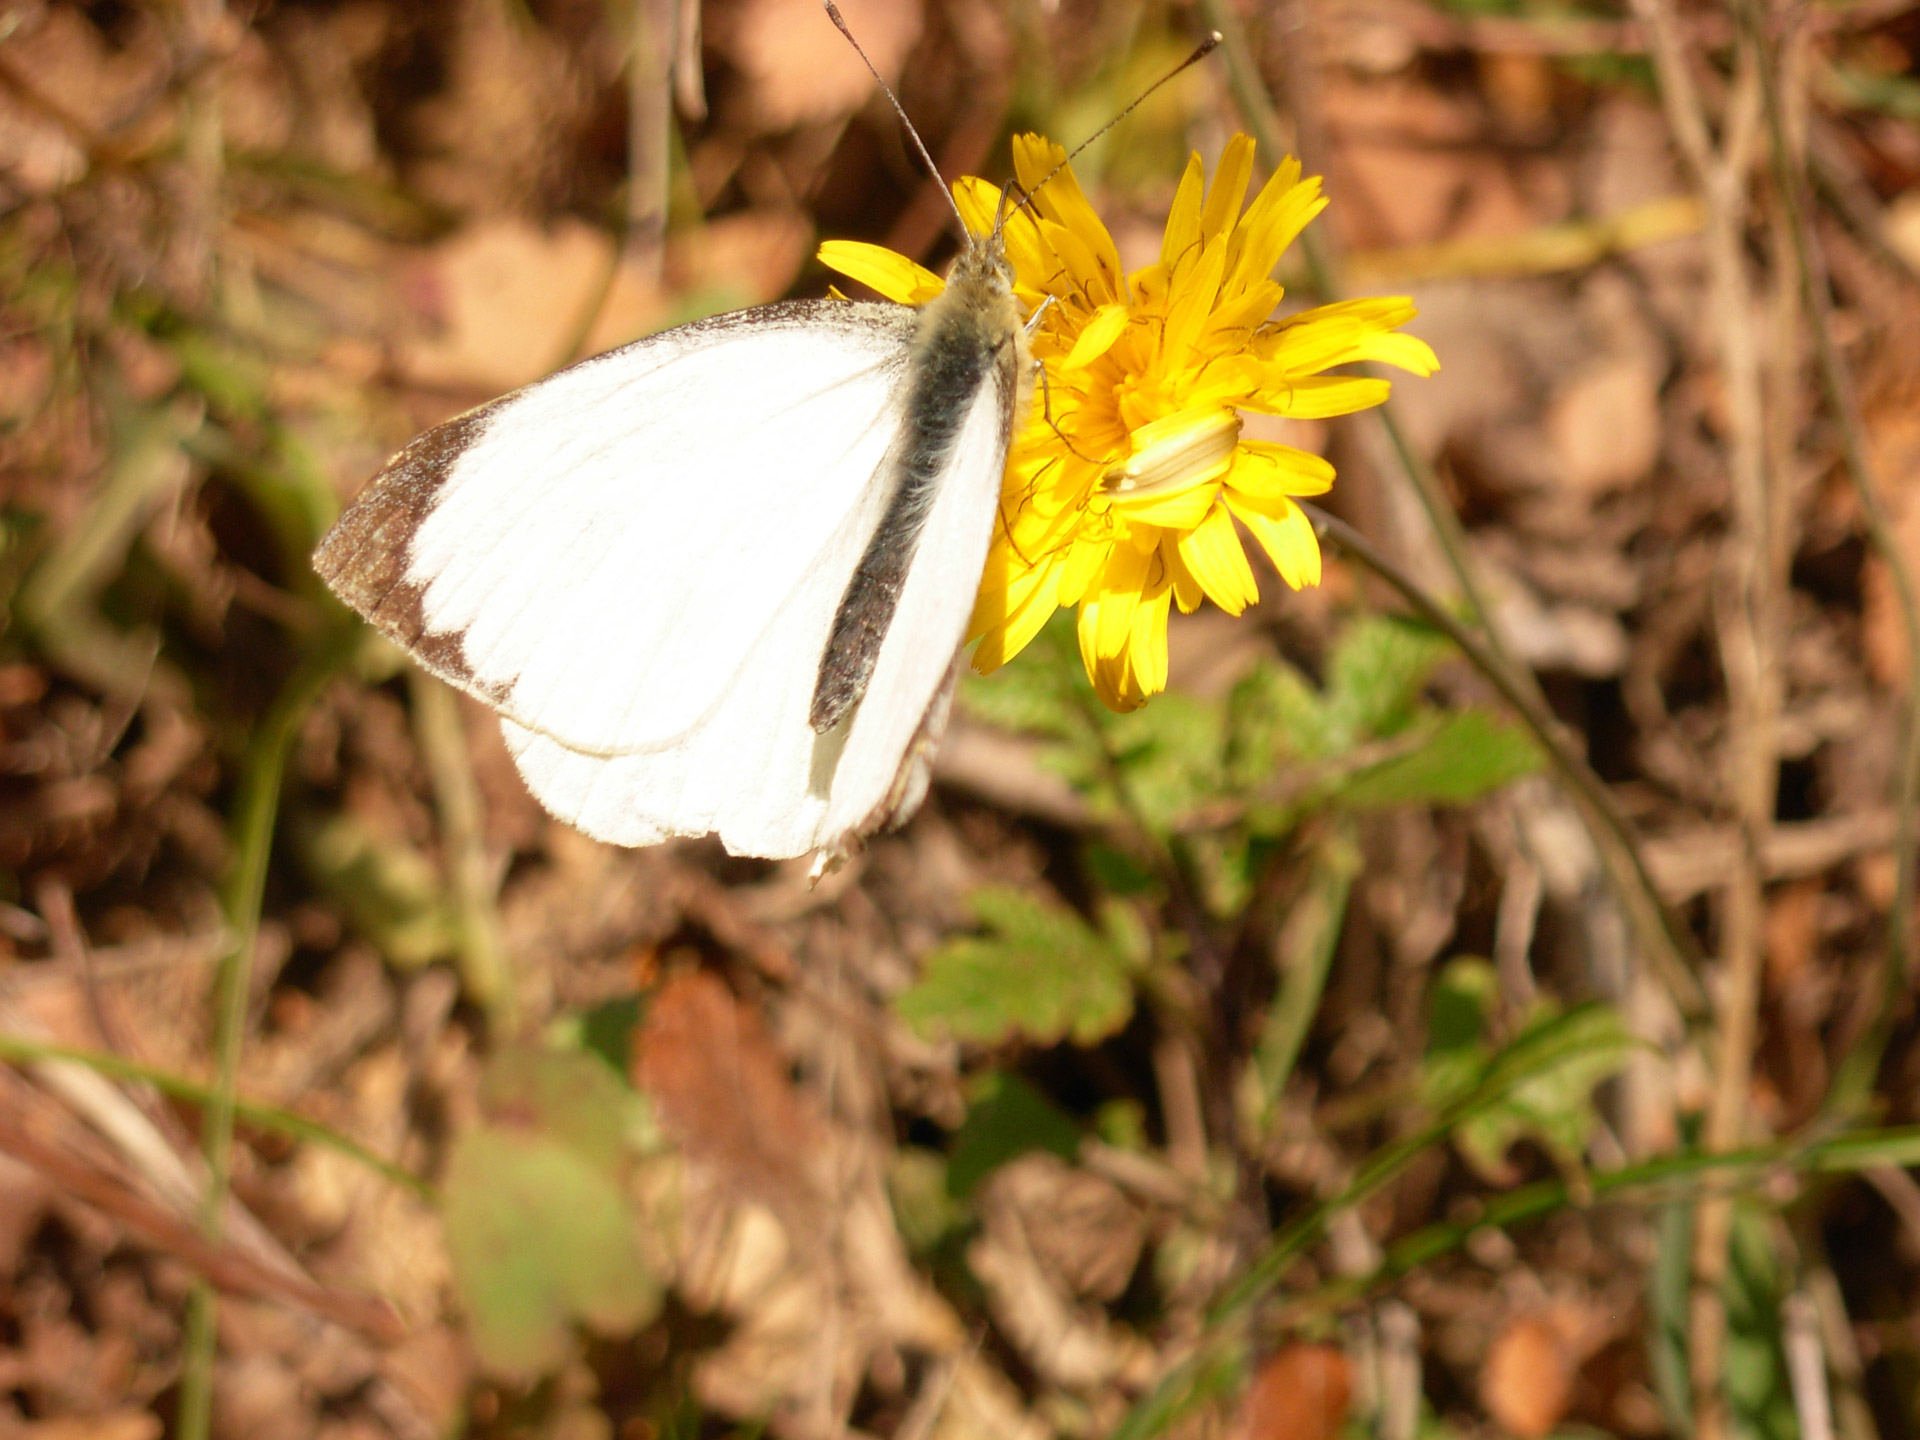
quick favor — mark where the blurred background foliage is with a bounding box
[5,0,1920,1438]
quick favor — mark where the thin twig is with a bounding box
[1630,4,1777,1432]
[627,0,674,281]
[1783,1291,1837,1440]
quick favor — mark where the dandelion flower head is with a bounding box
[818,133,1438,712]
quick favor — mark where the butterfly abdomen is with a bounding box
[810,245,1028,734]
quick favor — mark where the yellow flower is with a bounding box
[819,133,1438,712]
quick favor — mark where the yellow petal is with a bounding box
[1111,477,1223,530]
[1058,532,1113,606]
[1161,236,1228,370]
[1199,133,1256,246]
[1195,282,1283,355]
[1226,169,1324,296]
[1104,406,1242,499]
[953,177,1001,238]
[1087,646,1139,712]
[816,240,945,304]
[1359,332,1441,376]
[1228,442,1336,500]
[1160,152,1206,269]
[1013,136,1125,293]
[1163,537,1206,614]
[973,556,1064,671]
[1259,297,1434,374]
[1124,578,1175,701]
[1242,373,1393,419]
[1228,494,1323,590]
[1092,541,1152,659]
[1062,303,1132,370]
[1175,501,1259,615]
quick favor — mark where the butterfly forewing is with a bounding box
[318,299,918,759]
[317,255,1027,862]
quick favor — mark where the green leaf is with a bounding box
[1426,983,1637,1182]
[1334,710,1540,810]
[479,1045,638,1174]
[1648,1201,1695,1432]
[887,1147,968,1254]
[297,812,456,968]
[946,1072,1081,1196]
[1104,692,1225,834]
[1427,956,1499,1058]
[1224,658,1329,778]
[443,1126,659,1377]
[1323,612,1454,746]
[895,887,1145,1048]
[1725,1203,1797,1440]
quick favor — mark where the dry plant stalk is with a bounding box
[1630,0,1782,1435]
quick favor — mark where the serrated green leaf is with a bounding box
[444,1126,659,1377]
[895,887,1142,1048]
[1104,691,1226,833]
[1324,612,1454,746]
[1224,658,1329,780]
[1428,989,1637,1182]
[1335,710,1540,810]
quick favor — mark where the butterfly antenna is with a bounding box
[823,0,969,236]
[1000,31,1223,230]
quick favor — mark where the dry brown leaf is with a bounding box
[1480,1314,1574,1438]
[395,218,628,393]
[711,0,923,130]
[1233,1344,1352,1440]
[633,969,829,1236]
[966,1157,1154,1392]
[396,209,812,393]
[1545,355,1663,495]
[981,1152,1144,1302]
[1862,400,1920,686]
[1764,878,1823,990]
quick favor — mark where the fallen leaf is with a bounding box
[1545,354,1663,495]
[1862,400,1920,685]
[1234,1344,1352,1440]
[633,969,828,1238]
[712,0,923,130]
[1481,1314,1574,1438]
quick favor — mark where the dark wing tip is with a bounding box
[312,404,506,699]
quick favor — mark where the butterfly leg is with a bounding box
[1032,357,1109,467]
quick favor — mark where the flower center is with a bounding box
[1101,407,1243,500]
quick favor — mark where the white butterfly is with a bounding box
[314,232,1031,868]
